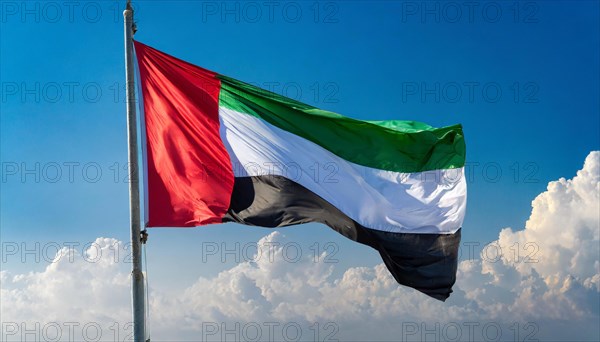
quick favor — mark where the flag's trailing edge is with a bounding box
[133,41,467,301]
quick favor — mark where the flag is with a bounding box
[133,41,467,301]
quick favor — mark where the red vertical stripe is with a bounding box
[134,41,234,227]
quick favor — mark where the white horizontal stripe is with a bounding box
[219,107,466,234]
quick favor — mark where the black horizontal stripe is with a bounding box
[223,175,461,301]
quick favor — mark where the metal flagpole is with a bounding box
[123,1,146,341]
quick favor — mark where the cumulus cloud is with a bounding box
[1,152,599,341]
[1,238,132,341]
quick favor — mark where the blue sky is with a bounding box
[1,1,599,341]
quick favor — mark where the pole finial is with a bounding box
[124,1,137,35]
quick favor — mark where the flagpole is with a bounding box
[123,1,146,341]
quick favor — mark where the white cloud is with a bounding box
[1,152,599,341]
[1,238,132,341]
[476,151,600,320]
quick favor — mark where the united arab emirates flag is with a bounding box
[134,41,467,301]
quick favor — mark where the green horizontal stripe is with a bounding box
[218,75,465,173]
